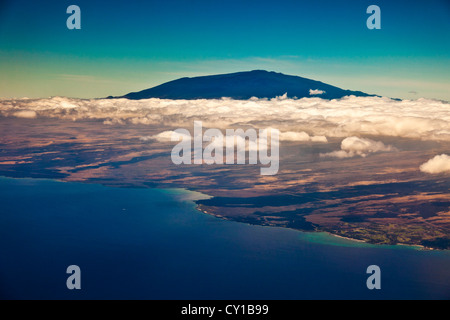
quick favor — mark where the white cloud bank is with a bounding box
[420,154,450,174]
[320,136,396,158]
[141,127,280,152]
[142,128,328,149]
[1,96,449,142]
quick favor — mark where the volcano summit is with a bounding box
[112,70,375,100]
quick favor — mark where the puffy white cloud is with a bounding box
[141,130,192,142]
[420,154,450,174]
[13,110,37,118]
[309,89,325,95]
[0,96,449,142]
[320,136,396,158]
[278,131,328,143]
[271,93,288,101]
[341,136,395,154]
[279,131,310,141]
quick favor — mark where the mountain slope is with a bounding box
[113,70,375,100]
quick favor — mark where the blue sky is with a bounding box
[0,0,449,100]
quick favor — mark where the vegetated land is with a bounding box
[195,182,450,250]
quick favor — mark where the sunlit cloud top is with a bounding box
[1,95,449,142]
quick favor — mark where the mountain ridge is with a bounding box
[110,70,376,100]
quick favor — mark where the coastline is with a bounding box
[195,203,440,251]
[0,175,444,251]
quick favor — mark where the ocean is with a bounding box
[0,176,449,299]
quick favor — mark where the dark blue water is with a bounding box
[0,176,449,299]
